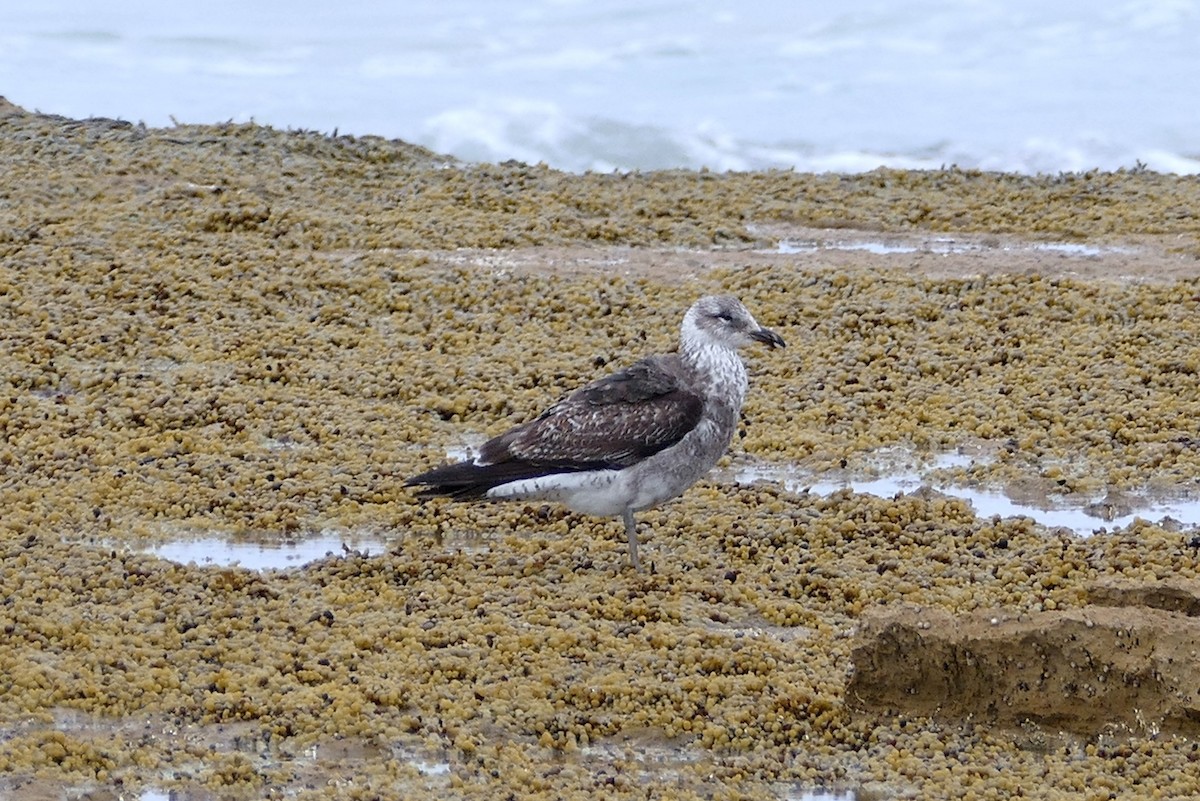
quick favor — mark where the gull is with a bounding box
[406,295,785,570]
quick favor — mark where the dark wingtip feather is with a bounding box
[410,483,492,501]
[407,457,607,502]
[406,459,553,501]
[405,461,496,500]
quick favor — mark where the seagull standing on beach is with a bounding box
[406,295,785,570]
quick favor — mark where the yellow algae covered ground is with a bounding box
[3,99,1200,799]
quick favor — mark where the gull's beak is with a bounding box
[750,326,786,349]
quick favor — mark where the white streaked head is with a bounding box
[680,295,786,353]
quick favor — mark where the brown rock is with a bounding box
[847,602,1200,736]
[1086,577,1200,617]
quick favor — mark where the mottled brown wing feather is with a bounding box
[479,355,703,469]
[572,356,682,405]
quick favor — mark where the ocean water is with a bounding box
[2,0,1198,174]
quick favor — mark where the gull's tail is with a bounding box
[405,458,594,501]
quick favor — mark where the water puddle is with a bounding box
[784,791,858,801]
[144,530,391,571]
[768,236,1129,258]
[411,759,453,776]
[27,711,454,800]
[141,525,496,571]
[730,452,1200,536]
[442,443,483,462]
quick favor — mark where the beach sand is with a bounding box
[3,98,1200,799]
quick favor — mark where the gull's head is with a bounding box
[681,295,786,352]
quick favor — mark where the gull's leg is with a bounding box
[622,509,641,571]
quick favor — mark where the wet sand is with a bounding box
[3,99,1200,799]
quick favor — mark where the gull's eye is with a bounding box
[714,312,733,322]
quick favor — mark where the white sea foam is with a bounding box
[3,0,1197,173]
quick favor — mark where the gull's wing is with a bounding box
[483,354,704,468]
[407,355,704,499]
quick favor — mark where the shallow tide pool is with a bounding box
[141,448,1199,572]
